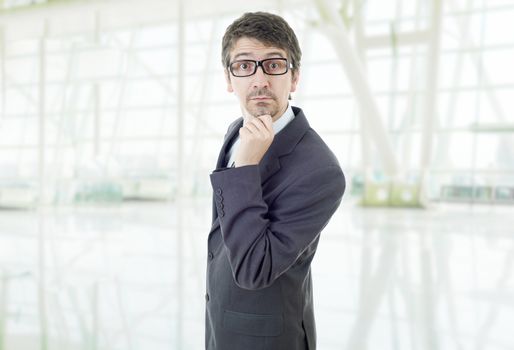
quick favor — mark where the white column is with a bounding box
[175,1,185,349]
[314,0,399,177]
[37,19,50,350]
[352,0,372,178]
[38,21,49,205]
[420,0,443,191]
[94,11,101,157]
[0,271,7,350]
[0,26,5,120]
[176,1,185,198]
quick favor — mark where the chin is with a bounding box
[247,105,276,118]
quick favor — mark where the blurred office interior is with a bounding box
[0,0,513,349]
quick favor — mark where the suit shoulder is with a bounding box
[277,126,344,190]
[296,128,341,169]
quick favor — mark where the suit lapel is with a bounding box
[257,106,310,184]
[209,107,310,232]
[215,118,243,169]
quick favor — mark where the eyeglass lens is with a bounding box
[230,59,289,77]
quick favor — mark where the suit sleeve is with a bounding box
[210,164,345,290]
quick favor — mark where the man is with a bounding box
[206,12,345,350]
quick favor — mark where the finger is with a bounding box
[244,122,263,137]
[248,118,270,137]
[239,126,251,137]
[257,115,273,133]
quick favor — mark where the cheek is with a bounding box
[231,83,247,99]
[281,81,293,97]
[233,88,243,99]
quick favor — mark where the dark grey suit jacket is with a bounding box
[205,106,345,350]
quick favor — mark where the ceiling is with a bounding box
[0,0,316,41]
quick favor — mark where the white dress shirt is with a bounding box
[225,104,295,168]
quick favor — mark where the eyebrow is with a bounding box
[232,51,286,61]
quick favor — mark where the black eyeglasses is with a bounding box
[228,58,293,77]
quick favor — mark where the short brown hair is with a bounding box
[221,12,302,73]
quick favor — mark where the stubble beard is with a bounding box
[246,102,278,119]
[245,88,279,120]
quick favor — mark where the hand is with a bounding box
[234,113,274,167]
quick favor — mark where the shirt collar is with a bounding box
[242,104,295,135]
[272,104,295,135]
[225,104,296,167]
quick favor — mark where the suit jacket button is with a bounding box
[216,188,222,195]
[208,252,214,260]
[205,293,210,302]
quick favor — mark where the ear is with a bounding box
[290,69,300,93]
[224,69,234,93]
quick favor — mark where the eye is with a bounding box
[265,59,286,73]
[240,63,250,70]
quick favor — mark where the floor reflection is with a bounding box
[0,200,513,349]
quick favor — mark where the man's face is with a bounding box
[225,37,300,121]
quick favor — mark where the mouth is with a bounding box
[251,96,272,101]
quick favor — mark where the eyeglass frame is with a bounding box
[227,58,294,77]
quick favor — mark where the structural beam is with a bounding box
[363,30,430,48]
[352,0,372,177]
[37,21,48,205]
[420,0,443,191]
[314,0,399,176]
[175,1,185,349]
[0,25,4,119]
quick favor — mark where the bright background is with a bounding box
[0,0,513,349]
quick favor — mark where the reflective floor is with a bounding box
[1,199,514,349]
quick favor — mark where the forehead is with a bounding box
[230,37,287,60]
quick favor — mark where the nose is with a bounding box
[251,66,270,89]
